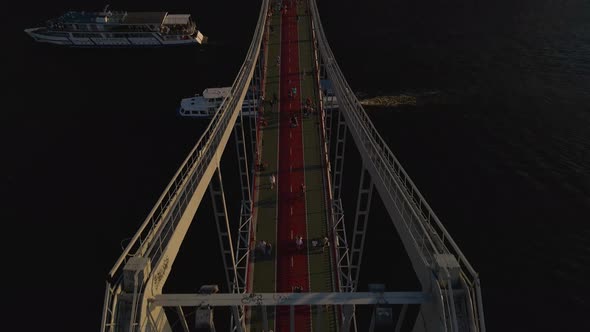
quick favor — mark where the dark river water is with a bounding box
[4,0,589,331]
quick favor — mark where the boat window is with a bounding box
[46,32,69,37]
[73,33,92,38]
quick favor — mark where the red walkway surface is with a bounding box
[276,2,311,331]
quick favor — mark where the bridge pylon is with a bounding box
[308,0,486,330]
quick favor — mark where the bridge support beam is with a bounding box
[331,199,353,292]
[350,165,374,291]
[208,167,245,331]
[395,303,409,332]
[175,306,190,332]
[231,306,246,332]
[234,112,252,205]
[290,305,295,332]
[234,109,253,296]
[209,167,239,293]
[324,94,335,149]
[332,110,347,200]
[260,305,269,331]
[341,305,355,332]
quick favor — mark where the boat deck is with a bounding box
[248,1,337,331]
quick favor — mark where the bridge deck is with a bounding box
[249,1,336,331]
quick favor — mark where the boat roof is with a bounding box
[124,12,167,25]
[56,11,188,25]
[163,14,191,25]
[203,87,231,99]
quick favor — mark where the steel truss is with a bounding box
[234,113,252,207]
[332,109,347,200]
[318,56,336,150]
[325,89,335,149]
[247,71,259,181]
[350,165,374,291]
[208,167,246,332]
[331,199,353,292]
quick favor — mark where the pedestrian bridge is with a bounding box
[101,0,486,331]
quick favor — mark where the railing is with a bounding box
[101,0,270,331]
[308,12,344,330]
[309,0,485,330]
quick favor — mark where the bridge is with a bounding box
[101,0,486,331]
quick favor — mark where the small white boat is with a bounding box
[178,87,259,118]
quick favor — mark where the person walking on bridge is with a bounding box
[270,173,276,189]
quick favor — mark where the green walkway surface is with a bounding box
[297,3,337,331]
[249,1,336,330]
[249,8,281,332]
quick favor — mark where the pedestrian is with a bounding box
[296,236,303,250]
[258,240,267,256]
[323,236,329,252]
[265,241,272,256]
[270,173,276,189]
[300,182,306,194]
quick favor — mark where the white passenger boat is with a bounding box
[24,6,207,47]
[178,87,259,118]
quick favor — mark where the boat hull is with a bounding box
[24,27,204,48]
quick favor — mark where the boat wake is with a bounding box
[360,94,417,107]
[358,90,455,108]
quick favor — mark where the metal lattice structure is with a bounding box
[101,0,485,331]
